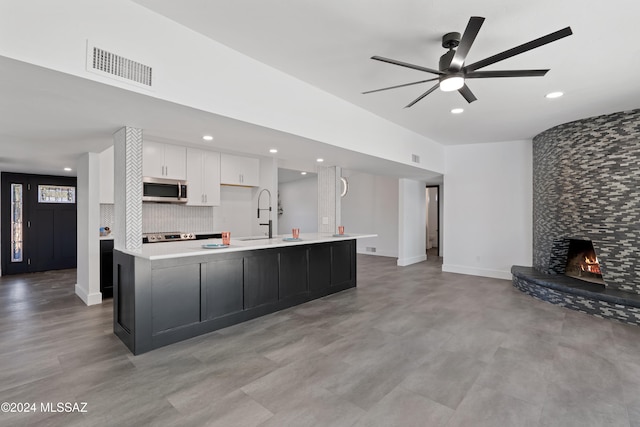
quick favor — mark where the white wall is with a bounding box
[213,186,254,237]
[341,172,399,258]
[212,156,277,238]
[398,179,427,266]
[279,177,318,234]
[252,157,278,237]
[0,0,444,174]
[443,140,532,280]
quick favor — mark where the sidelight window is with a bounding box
[10,183,23,262]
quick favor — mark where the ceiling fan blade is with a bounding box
[405,83,440,108]
[371,56,443,75]
[463,27,573,73]
[449,16,485,71]
[465,69,549,78]
[362,78,440,94]
[458,84,477,103]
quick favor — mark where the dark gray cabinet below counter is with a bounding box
[113,239,356,355]
[100,239,114,298]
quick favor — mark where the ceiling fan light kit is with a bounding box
[365,17,572,107]
[440,75,464,92]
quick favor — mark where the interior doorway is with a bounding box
[426,185,440,257]
[1,172,77,275]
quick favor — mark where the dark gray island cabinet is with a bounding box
[113,238,357,354]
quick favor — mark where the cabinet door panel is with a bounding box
[202,151,220,205]
[163,144,186,180]
[205,258,243,319]
[220,153,259,186]
[186,148,204,206]
[309,244,331,292]
[331,241,352,286]
[220,153,241,185]
[244,253,279,309]
[142,141,165,178]
[151,264,201,333]
[100,239,114,298]
[279,248,309,299]
[239,157,260,187]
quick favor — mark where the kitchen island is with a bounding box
[113,233,375,354]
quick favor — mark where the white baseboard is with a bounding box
[397,254,427,267]
[75,284,103,306]
[356,249,398,258]
[441,264,512,280]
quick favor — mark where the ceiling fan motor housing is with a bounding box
[440,32,461,71]
[442,32,461,49]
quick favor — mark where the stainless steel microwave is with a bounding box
[142,177,188,203]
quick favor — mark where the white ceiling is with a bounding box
[133,0,640,144]
[1,1,639,178]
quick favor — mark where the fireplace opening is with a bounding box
[564,239,605,285]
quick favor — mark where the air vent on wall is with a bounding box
[87,43,153,89]
[411,154,420,164]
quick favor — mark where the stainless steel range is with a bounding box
[142,232,195,243]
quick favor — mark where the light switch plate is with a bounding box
[322,216,329,225]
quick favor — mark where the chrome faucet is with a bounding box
[257,188,273,238]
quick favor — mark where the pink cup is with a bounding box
[222,231,231,245]
[292,228,300,239]
[338,226,345,235]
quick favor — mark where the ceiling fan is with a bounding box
[364,17,572,107]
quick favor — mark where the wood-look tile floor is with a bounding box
[2,255,640,426]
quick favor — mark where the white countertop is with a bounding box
[121,233,376,260]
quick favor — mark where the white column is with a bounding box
[398,178,427,266]
[113,127,143,252]
[75,152,102,305]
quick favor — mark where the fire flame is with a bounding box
[581,256,601,275]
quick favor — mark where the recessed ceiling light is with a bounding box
[202,135,214,141]
[451,108,464,114]
[316,158,324,163]
[301,171,307,175]
[545,91,564,99]
[269,148,278,153]
[63,167,72,172]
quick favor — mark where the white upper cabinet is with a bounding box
[186,148,220,206]
[143,140,187,180]
[220,154,260,187]
[99,146,114,204]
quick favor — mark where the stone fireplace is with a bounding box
[532,108,640,294]
[512,108,640,325]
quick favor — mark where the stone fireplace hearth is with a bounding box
[512,108,640,325]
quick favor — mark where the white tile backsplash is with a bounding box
[100,203,216,234]
[100,204,115,230]
[142,203,215,233]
